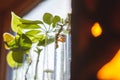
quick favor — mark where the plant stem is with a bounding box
[25,61,32,80]
[34,52,40,80]
[43,24,48,32]
[55,23,66,48]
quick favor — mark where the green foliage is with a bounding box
[43,13,53,25]
[34,47,42,54]
[37,36,54,46]
[43,13,61,28]
[7,34,32,51]
[52,16,61,27]
[12,51,24,63]
[18,24,41,30]
[11,12,21,33]
[6,38,19,51]
[19,34,32,50]
[19,19,43,24]
[4,12,70,69]
[11,12,42,34]
[37,35,46,46]
[25,30,41,42]
[7,51,23,68]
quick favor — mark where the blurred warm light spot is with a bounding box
[97,49,120,80]
[91,22,102,37]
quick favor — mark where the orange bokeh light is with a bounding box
[97,49,120,80]
[91,22,102,37]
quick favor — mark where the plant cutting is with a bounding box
[3,12,70,80]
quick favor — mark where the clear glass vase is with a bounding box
[42,35,55,80]
[54,33,71,80]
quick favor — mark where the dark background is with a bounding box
[71,0,120,80]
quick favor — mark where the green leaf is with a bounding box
[19,19,43,24]
[34,47,42,54]
[9,39,19,50]
[3,32,15,50]
[17,27,23,34]
[37,35,46,46]
[43,13,53,25]
[25,30,41,42]
[19,34,32,50]
[37,39,45,46]
[37,36,54,46]
[12,51,24,63]
[11,12,42,33]
[11,12,22,33]
[18,24,41,29]
[25,30,41,36]
[52,16,61,28]
[29,34,45,43]
[7,51,22,68]
[8,34,32,51]
[8,37,20,51]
